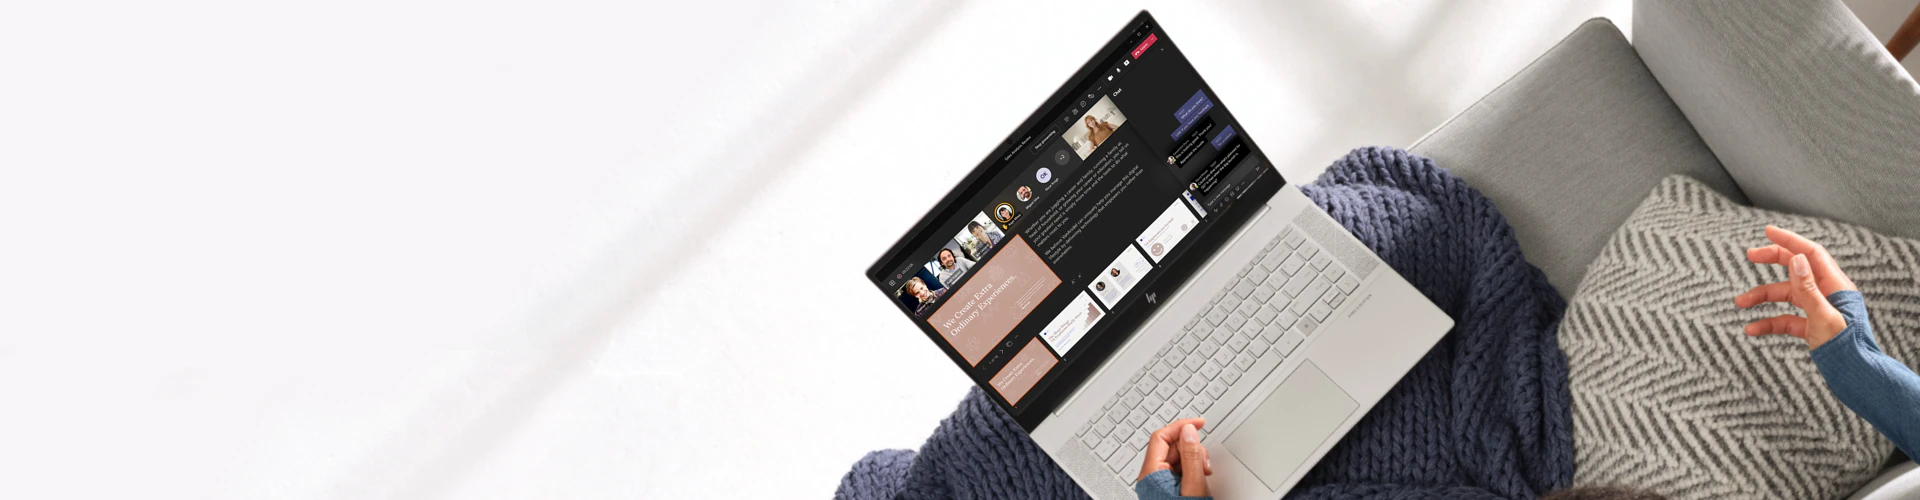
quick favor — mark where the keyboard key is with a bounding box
[1107,404,1129,424]
[1247,336,1270,356]
[1078,419,1094,437]
[1254,305,1281,325]
[1337,276,1360,294]
[1275,310,1300,329]
[1247,266,1270,284]
[1276,331,1305,355]
[1204,380,1230,398]
[1211,345,1235,366]
[1298,244,1320,260]
[1234,299,1259,318]
[1226,335,1250,353]
[1231,279,1256,299]
[1220,365,1241,384]
[1107,446,1138,473]
[1259,324,1285,343]
[1266,234,1284,250]
[1288,293,1314,316]
[1264,269,1290,289]
[1176,336,1200,354]
[1148,363,1171,381]
[1282,230,1305,249]
[1170,388,1194,408]
[1302,278,1332,304]
[1210,325,1234,344]
[1251,285,1276,304]
[1154,380,1178,400]
[1258,250,1286,271]
[1095,437,1123,462]
[1309,252,1332,271]
[1170,366,1193,385]
[1299,317,1321,335]
[1122,389,1145,409]
[1198,361,1222,380]
[1183,374,1208,395]
[1309,303,1333,322]
[1238,261,1254,277]
[1081,424,1105,448]
[1281,273,1311,298]
[1155,401,1180,424]
[1223,312,1247,330]
[1278,253,1307,276]
[1185,313,1203,330]
[1180,355,1204,373]
[1125,409,1150,429]
[1204,305,1229,326]
[1233,352,1257,371]
[1192,393,1215,413]
[1197,339,1221,359]
[1324,266,1346,282]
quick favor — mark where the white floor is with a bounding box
[2,0,1914,498]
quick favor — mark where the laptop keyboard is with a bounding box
[1074,222,1364,480]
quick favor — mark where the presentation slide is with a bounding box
[1134,199,1201,263]
[1038,291,1106,355]
[1089,245,1153,308]
[930,235,1061,366]
[988,337,1059,406]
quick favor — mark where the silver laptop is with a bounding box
[868,11,1452,499]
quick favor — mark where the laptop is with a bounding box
[867,11,1453,499]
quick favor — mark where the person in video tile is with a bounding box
[1083,115,1117,147]
[964,221,1004,258]
[929,248,974,287]
[897,276,945,315]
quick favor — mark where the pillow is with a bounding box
[1560,175,1920,499]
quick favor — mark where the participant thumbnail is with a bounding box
[924,240,975,289]
[1015,185,1034,202]
[1062,95,1127,160]
[955,212,1006,261]
[894,268,948,316]
[1088,245,1153,308]
[994,202,1017,224]
[1038,291,1106,355]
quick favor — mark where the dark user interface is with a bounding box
[869,13,1283,428]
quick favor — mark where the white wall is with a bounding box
[3,1,1908,499]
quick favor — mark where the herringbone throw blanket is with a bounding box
[1562,176,1920,499]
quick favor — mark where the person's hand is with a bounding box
[1138,418,1211,497]
[1735,225,1858,349]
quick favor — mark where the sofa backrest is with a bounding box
[1634,0,1920,240]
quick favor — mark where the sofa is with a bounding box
[1404,0,1920,497]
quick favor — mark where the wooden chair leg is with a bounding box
[1891,3,1920,61]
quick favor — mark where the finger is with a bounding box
[1177,424,1209,497]
[1735,282,1793,308]
[1745,315,1807,338]
[1767,226,1840,273]
[1155,418,1205,464]
[1787,254,1839,316]
[1746,245,1790,266]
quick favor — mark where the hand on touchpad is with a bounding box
[1222,361,1358,491]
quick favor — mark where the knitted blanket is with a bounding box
[838,147,1572,499]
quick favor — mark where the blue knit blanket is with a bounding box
[839,147,1571,499]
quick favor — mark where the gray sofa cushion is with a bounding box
[1410,19,1745,299]
[1634,0,1920,241]
[1563,176,1920,499]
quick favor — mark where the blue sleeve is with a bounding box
[1135,469,1212,500]
[1810,290,1920,458]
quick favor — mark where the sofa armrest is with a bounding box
[1633,0,1920,240]
[1849,461,1920,500]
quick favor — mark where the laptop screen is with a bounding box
[867,11,1285,430]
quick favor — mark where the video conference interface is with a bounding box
[873,17,1280,418]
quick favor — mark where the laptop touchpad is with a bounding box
[1222,361,1357,491]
